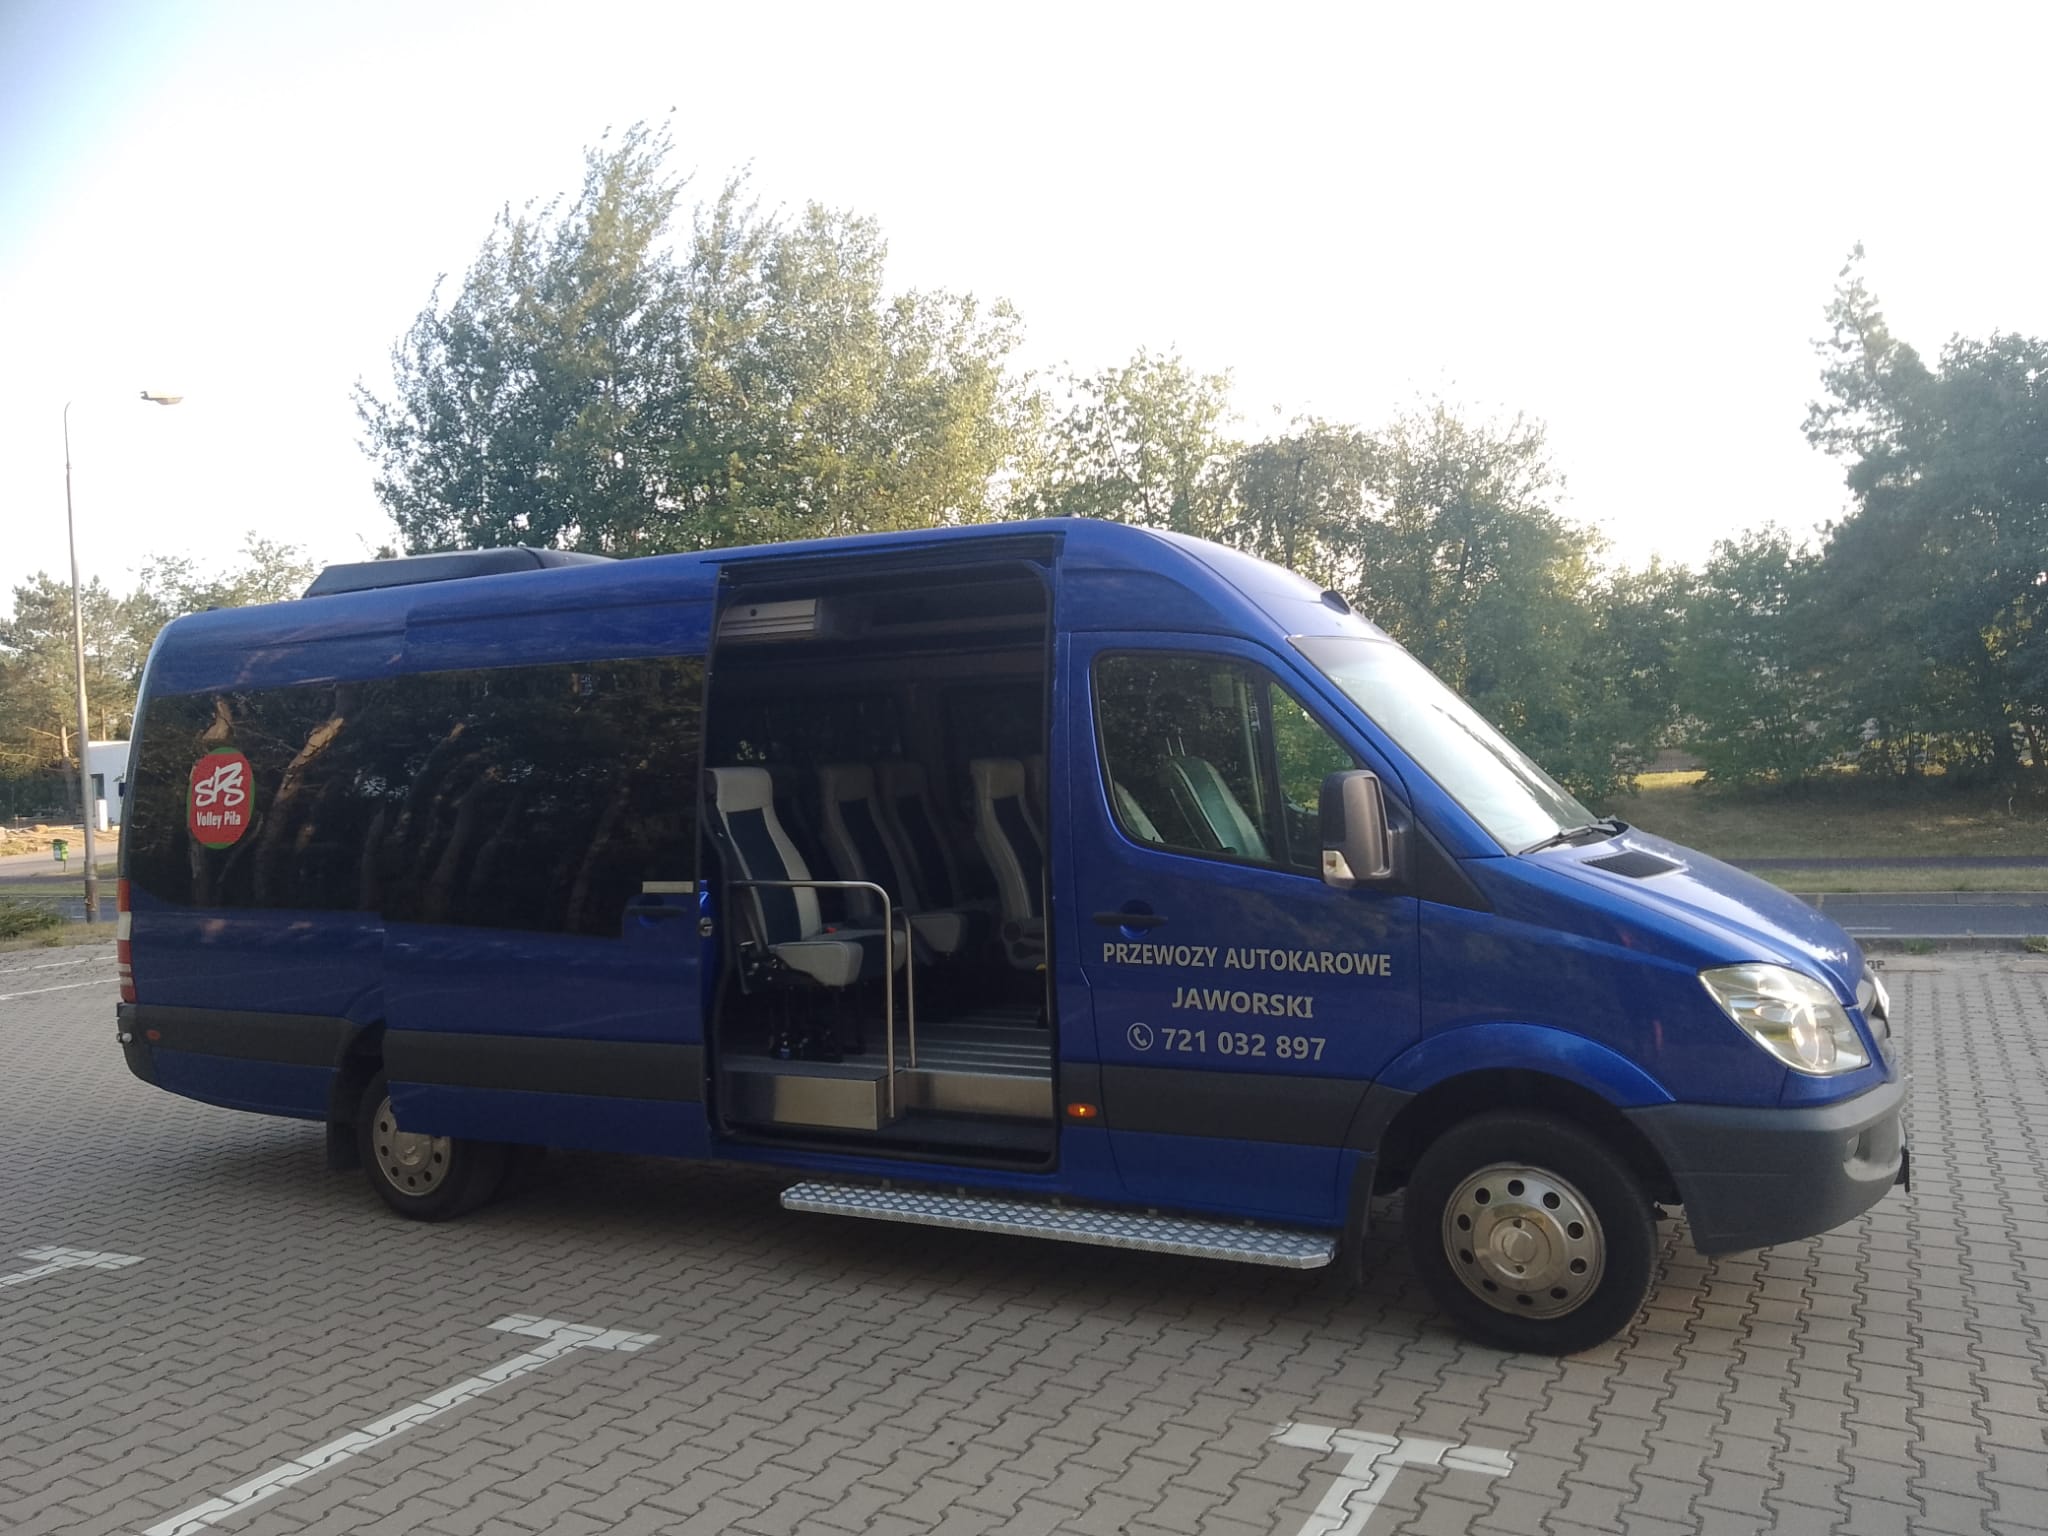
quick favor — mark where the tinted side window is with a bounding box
[126,679,404,911]
[374,658,702,937]
[126,691,214,906]
[1094,653,1354,875]
[128,655,703,938]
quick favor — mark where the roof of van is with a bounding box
[303,545,611,597]
[141,519,1382,698]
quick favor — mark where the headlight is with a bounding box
[1700,964,1870,1076]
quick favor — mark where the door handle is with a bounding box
[1093,910,1166,930]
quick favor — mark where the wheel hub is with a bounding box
[373,1097,451,1196]
[1441,1164,1605,1319]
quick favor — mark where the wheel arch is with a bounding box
[1366,1067,1679,1206]
[324,1020,387,1169]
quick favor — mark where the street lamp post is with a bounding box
[64,391,182,923]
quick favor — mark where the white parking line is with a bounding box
[142,1314,659,1536]
[0,1246,146,1289]
[0,977,117,1002]
[1273,1423,1514,1536]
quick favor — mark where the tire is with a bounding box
[1404,1110,1655,1354]
[356,1072,506,1222]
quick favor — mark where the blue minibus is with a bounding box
[116,520,1905,1352]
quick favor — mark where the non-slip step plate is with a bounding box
[781,1180,1336,1269]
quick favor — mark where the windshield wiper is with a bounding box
[1519,817,1627,855]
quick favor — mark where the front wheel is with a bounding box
[356,1072,506,1221]
[1405,1111,1655,1354]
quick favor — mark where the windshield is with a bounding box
[1292,634,1595,853]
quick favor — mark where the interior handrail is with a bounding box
[726,877,917,1112]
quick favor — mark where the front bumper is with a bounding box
[1626,1076,1907,1255]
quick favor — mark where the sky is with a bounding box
[2,0,2044,606]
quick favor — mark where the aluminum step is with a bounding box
[781,1181,1336,1270]
[903,1065,1053,1118]
[722,1058,896,1131]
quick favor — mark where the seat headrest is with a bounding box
[709,766,776,815]
[970,758,1027,798]
[876,759,927,797]
[818,762,877,800]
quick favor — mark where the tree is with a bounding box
[357,127,1034,555]
[1295,404,1652,797]
[1671,530,1841,786]
[1569,561,1694,802]
[1805,248,2048,778]
[1333,405,1569,676]
[1018,350,1238,536]
[680,199,1032,543]
[127,534,321,654]
[357,123,694,554]
[1225,419,1372,588]
[0,535,319,804]
[0,574,139,767]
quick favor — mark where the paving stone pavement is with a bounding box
[1,943,2044,1536]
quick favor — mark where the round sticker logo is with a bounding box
[187,750,253,849]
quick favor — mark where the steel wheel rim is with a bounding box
[1441,1163,1605,1319]
[373,1096,451,1197]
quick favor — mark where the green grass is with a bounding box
[0,921,112,954]
[0,896,65,940]
[1615,773,2048,862]
[1751,866,2048,894]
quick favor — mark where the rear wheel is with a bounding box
[356,1072,505,1221]
[1405,1111,1655,1354]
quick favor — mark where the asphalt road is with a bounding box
[1802,892,2048,941]
[0,847,115,922]
[1737,856,2048,870]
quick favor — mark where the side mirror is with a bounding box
[1320,770,1401,889]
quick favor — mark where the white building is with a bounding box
[84,740,130,828]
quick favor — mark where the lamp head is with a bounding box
[139,391,183,406]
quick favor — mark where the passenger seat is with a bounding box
[876,760,971,910]
[970,758,1046,967]
[1110,779,1163,844]
[817,764,971,956]
[708,767,905,988]
[1164,756,1267,861]
[767,765,845,922]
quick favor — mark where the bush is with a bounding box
[0,897,64,940]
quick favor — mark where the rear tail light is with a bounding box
[116,878,135,1004]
